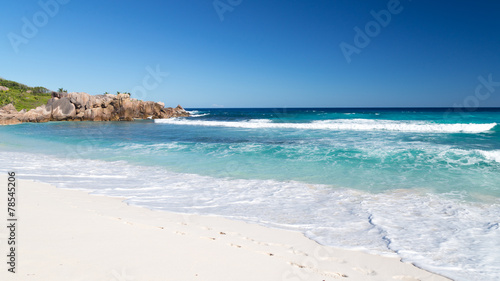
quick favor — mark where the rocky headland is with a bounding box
[0,92,189,125]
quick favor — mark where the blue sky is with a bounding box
[2,0,500,108]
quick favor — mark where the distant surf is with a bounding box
[155,118,497,133]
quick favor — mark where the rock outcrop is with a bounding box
[0,104,22,125]
[0,92,189,125]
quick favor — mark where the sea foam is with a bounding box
[479,150,500,163]
[1,150,499,281]
[155,118,497,133]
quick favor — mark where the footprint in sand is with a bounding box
[289,248,308,257]
[201,236,216,240]
[353,267,377,276]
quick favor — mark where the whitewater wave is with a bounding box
[186,110,210,118]
[479,150,500,163]
[155,118,497,133]
[247,119,272,123]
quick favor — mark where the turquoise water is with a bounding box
[1,108,499,280]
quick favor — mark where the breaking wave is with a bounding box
[156,118,497,133]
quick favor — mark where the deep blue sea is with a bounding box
[1,108,499,280]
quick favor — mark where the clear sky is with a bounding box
[2,0,500,108]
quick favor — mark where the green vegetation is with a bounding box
[0,78,134,111]
[0,78,52,111]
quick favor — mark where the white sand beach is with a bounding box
[0,177,450,281]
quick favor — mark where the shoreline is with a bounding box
[0,177,450,280]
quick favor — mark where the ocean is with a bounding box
[1,108,499,280]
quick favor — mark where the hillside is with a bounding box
[0,78,52,111]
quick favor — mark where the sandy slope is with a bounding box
[0,177,450,281]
